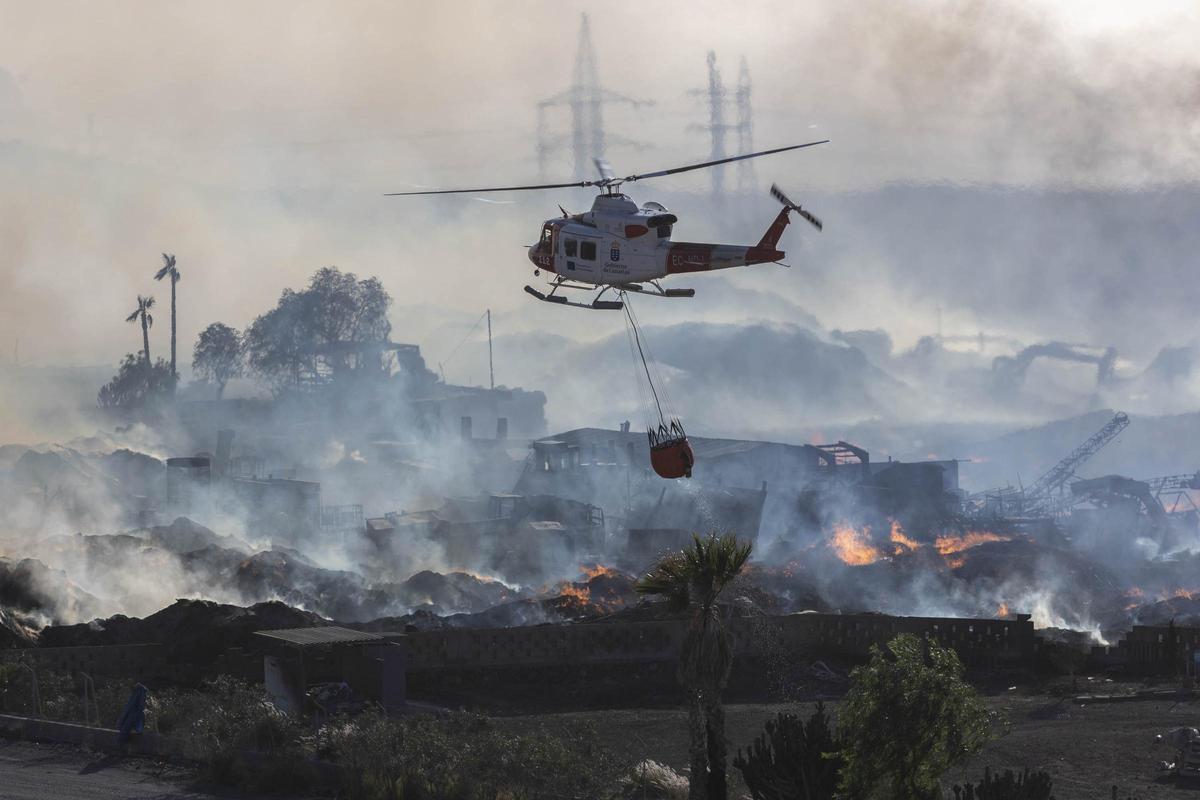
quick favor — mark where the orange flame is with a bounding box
[830,523,882,566]
[580,564,620,581]
[945,555,966,569]
[935,531,1010,555]
[996,602,1010,618]
[889,520,921,554]
[555,583,591,604]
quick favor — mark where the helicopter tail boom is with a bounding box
[756,205,793,251]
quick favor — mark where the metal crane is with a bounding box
[1023,411,1129,515]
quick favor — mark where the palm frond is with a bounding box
[635,551,692,613]
[125,309,140,323]
[154,265,171,280]
[145,313,153,328]
[637,533,753,615]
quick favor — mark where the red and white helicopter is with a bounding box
[386,142,827,310]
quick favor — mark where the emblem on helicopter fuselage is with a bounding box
[610,245,620,262]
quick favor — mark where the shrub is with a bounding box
[173,676,311,793]
[837,634,997,800]
[0,667,129,725]
[322,710,621,800]
[733,702,843,800]
[952,767,1056,800]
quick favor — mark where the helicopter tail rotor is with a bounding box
[771,183,823,231]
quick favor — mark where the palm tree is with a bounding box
[636,533,753,800]
[125,295,155,370]
[153,253,180,384]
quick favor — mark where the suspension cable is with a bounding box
[440,310,489,376]
[623,295,666,426]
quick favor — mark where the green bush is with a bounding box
[952,767,1055,800]
[733,702,843,800]
[837,634,997,800]
[322,710,621,800]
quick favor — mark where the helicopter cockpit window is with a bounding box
[580,240,596,260]
[564,238,577,258]
[539,226,554,251]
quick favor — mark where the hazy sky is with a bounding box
[1,0,1198,371]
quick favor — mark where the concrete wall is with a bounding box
[405,612,1037,673]
[0,713,185,757]
[1115,624,1200,674]
[0,643,169,681]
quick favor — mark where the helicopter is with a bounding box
[386,141,828,310]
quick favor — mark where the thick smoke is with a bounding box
[2,3,1200,645]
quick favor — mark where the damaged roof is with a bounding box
[255,626,383,647]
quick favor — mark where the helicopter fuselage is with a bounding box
[527,192,788,286]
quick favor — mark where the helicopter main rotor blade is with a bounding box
[384,179,595,197]
[385,139,829,196]
[621,140,829,183]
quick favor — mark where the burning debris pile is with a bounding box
[0,556,105,641]
[357,564,640,632]
[543,564,634,616]
[759,518,1137,641]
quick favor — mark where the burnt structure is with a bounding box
[519,427,961,552]
[368,493,607,582]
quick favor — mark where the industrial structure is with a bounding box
[535,13,652,180]
[688,52,756,195]
[968,411,1130,520]
[991,341,1118,394]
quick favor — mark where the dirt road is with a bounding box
[0,739,216,800]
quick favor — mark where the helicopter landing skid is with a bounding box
[524,284,623,311]
[616,281,696,298]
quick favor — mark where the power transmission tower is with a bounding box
[735,57,755,193]
[536,13,653,180]
[689,52,756,196]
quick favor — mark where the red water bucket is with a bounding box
[650,438,694,479]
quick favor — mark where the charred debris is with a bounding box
[5,276,1200,710]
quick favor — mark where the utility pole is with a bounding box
[487,309,494,391]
